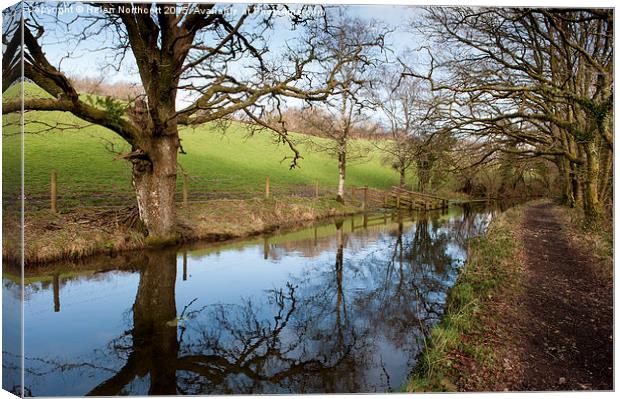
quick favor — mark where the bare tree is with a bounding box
[372,73,419,188]
[2,3,382,238]
[405,8,613,220]
[277,106,384,139]
[372,70,448,190]
[372,68,452,192]
[299,14,387,203]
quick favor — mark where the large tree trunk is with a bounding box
[419,178,427,194]
[573,170,584,207]
[557,157,574,207]
[583,140,602,222]
[556,129,575,207]
[597,145,612,208]
[132,135,179,240]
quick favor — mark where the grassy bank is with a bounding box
[405,204,526,392]
[3,197,359,265]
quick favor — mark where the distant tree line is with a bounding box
[68,76,145,100]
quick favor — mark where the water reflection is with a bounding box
[4,204,499,396]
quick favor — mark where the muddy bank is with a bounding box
[2,197,360,266]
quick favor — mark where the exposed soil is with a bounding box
[490,202,613,391]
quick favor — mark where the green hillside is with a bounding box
[2,83,409,207]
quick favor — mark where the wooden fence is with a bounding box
[10,172,448,213]
[349,185,449,211]
[16,172,353,212]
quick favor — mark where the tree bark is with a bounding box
[572,167,583,208]
[132,135,179,240]
[583,140,602,221]
[557,157,574,207]
[597,145,612,207]
[399,168,406,188]
[336,143,347,203]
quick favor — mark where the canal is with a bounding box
[3,203,500,395]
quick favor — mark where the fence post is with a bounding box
[50,171,58,213]
[315,180,319,199]
[53,273,60,312]
[313,226,318,246]
[363,186,368,211]
[396,193,401,209]
[265,176,270,199]
[182,173,189,208]
[350,187,355,203]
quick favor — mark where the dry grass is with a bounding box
[553,205,612,277]
[3,198,359,265]
[175,198,358,240]
[3,209,148,264]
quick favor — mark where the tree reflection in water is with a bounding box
[88,253,178,395]
[84,251,359,395]
[16,205,497,395]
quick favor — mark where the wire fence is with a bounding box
[2,170,453,215]
[2,172,348,212]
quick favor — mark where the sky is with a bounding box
[32,3,420,73]
[20,2,425,110]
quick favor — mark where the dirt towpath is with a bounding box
[506,202,613,390]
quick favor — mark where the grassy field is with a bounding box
[3,83,406,208]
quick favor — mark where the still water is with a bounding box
[3,204,499,396]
